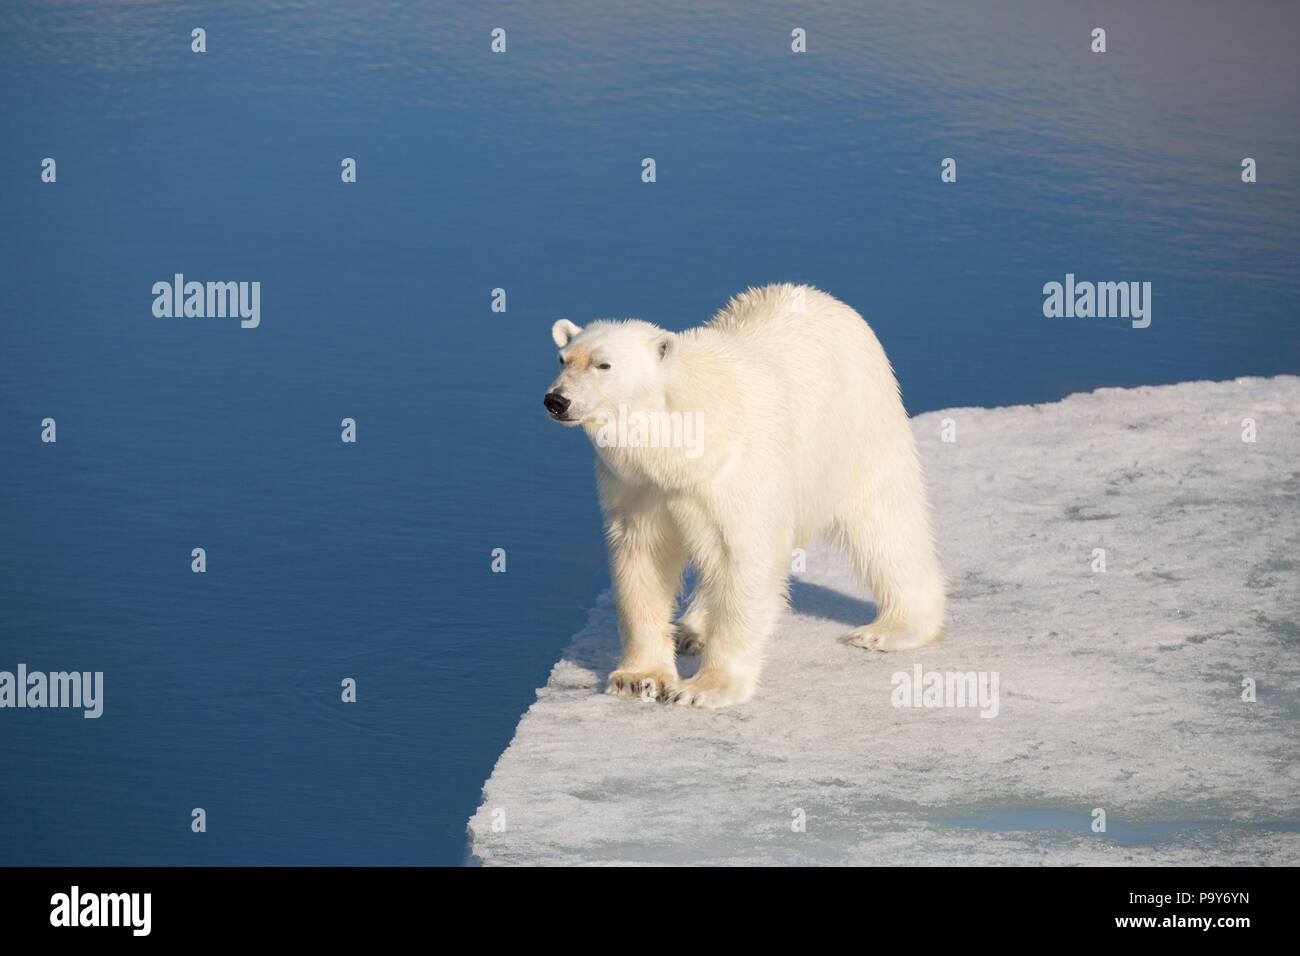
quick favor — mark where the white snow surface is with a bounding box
[469,377,1300,865]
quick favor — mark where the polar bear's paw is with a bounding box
[848,623,943,652]
[661,673,755,709]
[606,669,675,701]
[674,624,706,656]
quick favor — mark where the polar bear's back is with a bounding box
[695,284,912,539]
[706,283,897,399]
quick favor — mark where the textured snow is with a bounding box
[469,377,1300,865]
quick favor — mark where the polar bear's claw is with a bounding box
[606,671,673,701]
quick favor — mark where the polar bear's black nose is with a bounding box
[544,391,570,417]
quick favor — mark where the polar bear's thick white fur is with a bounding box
[544,284,946,708]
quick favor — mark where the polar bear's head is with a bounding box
[544,318,677,426]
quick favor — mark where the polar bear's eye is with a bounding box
[558,355,566,366]
[596,363,611,370]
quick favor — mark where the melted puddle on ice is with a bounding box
[938,811,1300,843]
[937,810,1204,844]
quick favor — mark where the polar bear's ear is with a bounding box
[552,319,582,348]
[654,332,677,362]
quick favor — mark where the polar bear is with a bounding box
[544,284,946,708]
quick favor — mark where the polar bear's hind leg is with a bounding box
[830,479,946,653]
[674,595,708,656]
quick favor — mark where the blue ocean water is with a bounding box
[0,1,1296,865]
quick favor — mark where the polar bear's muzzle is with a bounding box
[544,390,573,421]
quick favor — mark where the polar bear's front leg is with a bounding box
[662,544,787,709]
[603,506,687,701]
